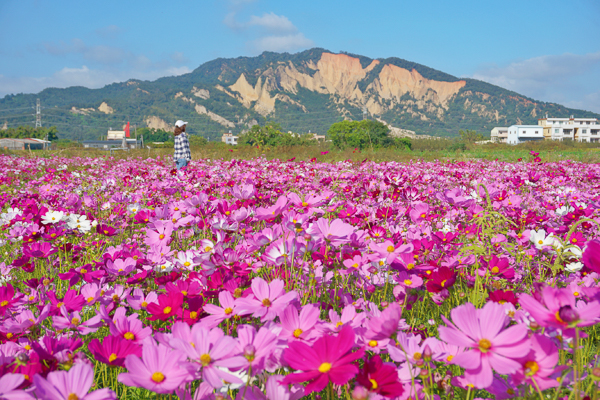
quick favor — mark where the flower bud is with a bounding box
[558,305,580,324]
[351,386,369,400]
[16,353,29,363]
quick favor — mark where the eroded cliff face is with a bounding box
[227,52,466,119]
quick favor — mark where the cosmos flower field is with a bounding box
[1,152,600,400]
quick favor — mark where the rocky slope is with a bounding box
[1,48,597,141]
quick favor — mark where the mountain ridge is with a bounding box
[1,48,598,141]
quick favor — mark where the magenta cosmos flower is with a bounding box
[118,341,190,394]
[235,277,298,321]
[438,301,531,389]
[34,362,116,400]
[281,325,365,394]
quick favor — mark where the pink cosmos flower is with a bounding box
[235,277,298,321]
[281,325,365,394]
[326,304,365,332]
[306,218,355,246]
[236,325,277,373]
[118,341,190,394]
[438,301,531,389]
[170,325,245,388]
[202,290,237,328]
[511,334,559,391]
[279,304,321,342]
[0,373,34,399]
[126,288,158,311]
[35,362,116,400]
[105,258,136,276]
[369,241,413,265]
[519,286,600,336]
[144,220,174,247]
[89,335,142,367]
[52,305,103,335]
[366,303,405,340]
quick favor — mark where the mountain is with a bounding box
[1,48,599,141]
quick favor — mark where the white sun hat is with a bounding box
[175,120,188,127]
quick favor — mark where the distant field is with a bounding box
[3,140,600,163]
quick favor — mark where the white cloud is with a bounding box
[252,33,314,53]
[223,8,314,53]
[248,12,297,34]
[471,52,600,113]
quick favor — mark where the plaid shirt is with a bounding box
[174,132,191,161]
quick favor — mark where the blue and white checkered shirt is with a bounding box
[174,132,191,161]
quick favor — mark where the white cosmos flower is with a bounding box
[530,229,555,250]
[127,203,141,214]
[564,245,582,258]
[154,260,174,273]
[565,261,583,272]
[555,206,574,216]
[41,210,65,225]
[67,214,91,233]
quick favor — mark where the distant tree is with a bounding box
[238,122,313,148]
[0,126,58,141]
[459,129,486,142]
[137,128,171,142]
[188,135,208,146]
[327,120,391,150]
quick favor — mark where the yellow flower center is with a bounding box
[302,202,308,207]
[57,302,64,308]
[573,291,579,296]
[413,352,422,360]
[478,338,492,353]
[184,262,191,267]
[293,328,303,338]
[491,266,499,274]
[318,362,332,373]
[80,269,87,274]
[71,318,80,326]
[524,360,539,377]
[446,355,454,362]
[538,240,544,245]
[507,389,515,395]
[404,279,412,285]
[0,301,8,307]
[190,311,198,319]
[200,354,211,366]
[336,321,343,327]
[369,378,378,389]
[67,394,79,400]
[141,301,148,307]
[163,306,172,314]
[181,291,188,296]
[407,263,415,270]
[441,280,447,287]
[108,353,117,363]
[367,340,377,347]
[387,245,395,253]
[224,307,233,315]
[124,332,135,340]
[151,372,165,383]
[262,298,271,307]
[555,311,565,324]
[159,234,165,240]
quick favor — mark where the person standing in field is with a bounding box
[174,120,191,172]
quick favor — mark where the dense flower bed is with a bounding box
[1,153,600,400]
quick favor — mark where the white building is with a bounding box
[538,117,600,142]
[490,127,508,143]
[222,131,238,145]
[506,125,544,145]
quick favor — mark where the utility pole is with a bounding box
[362,106,368,121]
[35,99,42,128]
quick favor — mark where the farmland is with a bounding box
[1,151,600,400]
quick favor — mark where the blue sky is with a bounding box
[1,0,599,113]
